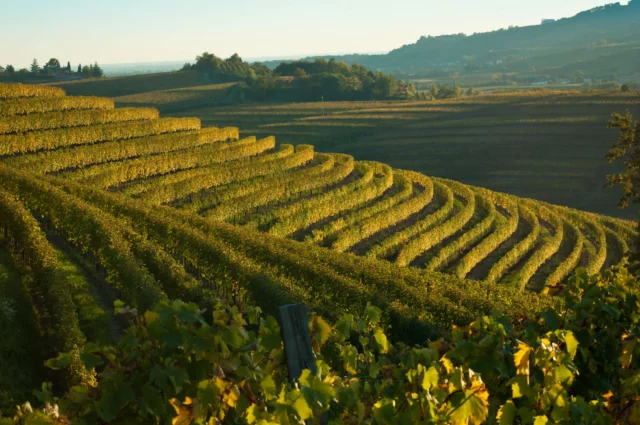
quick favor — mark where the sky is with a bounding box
[0,0,630,68]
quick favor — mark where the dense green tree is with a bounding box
[371,72,397,99]
[66,62,71,72]
[5,65,15,75]
[225,53,243,64]
[606,111,640,208]
[436,84,461,99]
[195,52,223,71]
[621,83,631,92]
[44,58,60,70]
[0,65,4,73]
[30,59,40,73]
[91,62,104,78]
[77,64,81,74]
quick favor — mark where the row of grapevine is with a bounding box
[484,203,540,283]
[0,166,165,311]
[0,107,158,135]
[57,178,551,340]
[264,162,394,237]
[425,192,497,272]
[65,135,259,181]
[544,221,585,287]
[309,169,415,244]
[0,83,65,99]
[330,171,434,252]
[125,144,297,198]
[138,144,315,205]
[0,117,201,156]
[395,180,476,267]
[452,193,519,279]
[0,96,114,117]
[510,203,565,290]
[366,181,455,260]
[181,146,318,212]
[0,188,87,380]
[4,127,239,174]
[580,216,608,276]
[206,153,355,221]
[71,136,276,189]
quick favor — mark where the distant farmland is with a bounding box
[166,91,640,219]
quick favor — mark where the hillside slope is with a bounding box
[1,82,636,407]
[268,1,640,77]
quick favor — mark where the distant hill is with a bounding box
[264,1,640,80]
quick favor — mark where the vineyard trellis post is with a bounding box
[279,303,328,424]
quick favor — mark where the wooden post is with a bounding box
[279,303,328,424]
[279,304,317,383]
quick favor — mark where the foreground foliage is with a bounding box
[5,262,640,424]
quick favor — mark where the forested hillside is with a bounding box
[267,1,640,79]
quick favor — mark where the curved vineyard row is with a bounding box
[0,83,635,354]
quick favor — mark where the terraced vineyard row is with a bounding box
[0,84,635,403]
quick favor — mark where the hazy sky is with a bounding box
[1,0,629,68]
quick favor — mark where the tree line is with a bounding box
[181,52,419,101]
[0,58,103,78]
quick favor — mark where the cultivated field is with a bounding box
[0,83,636,409]
[165,91,640,219]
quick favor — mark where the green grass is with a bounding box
[48,70,216,97]
[53,246,116,344]
[167,91,640,219]
[113,83,237,112]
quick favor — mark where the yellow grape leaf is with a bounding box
[169,397,194,425]
[440,357,454,374]
[533,415,549,425]
[514,342,532,377]
[223,384,241,408]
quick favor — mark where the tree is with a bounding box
[0,65,4,73]
[30,59,40,73]
[621,83,631,92]
[371,72,397,99]
[44,58,60,71]
[195,52,223,72]
[436,84,461,99]
[77,64,81,74]
[293,68,307,77]
[429,83,438,98]
[66,62,71,72]
[226,53,243,64]
[6,65,15,75]
[606,111,640,208]
[91,62,104,78]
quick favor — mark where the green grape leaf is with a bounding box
[365,304,382,325]
[497,400,517,425]
[564,331,579,359]
[374,328,389,353]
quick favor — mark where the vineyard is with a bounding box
[0,83,636,409]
